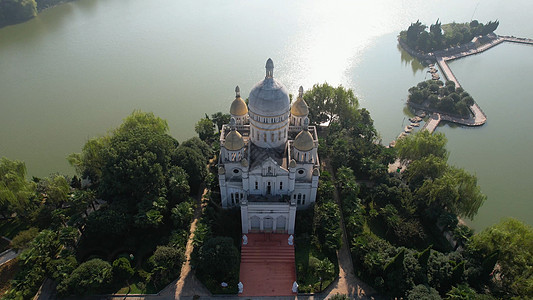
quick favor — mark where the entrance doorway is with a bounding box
[266,181,271,195]
[250,216,260,231]
[264,217,273,232]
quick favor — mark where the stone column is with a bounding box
[288,200,297,234]
[219,169,228,208]
[240,199,249,234]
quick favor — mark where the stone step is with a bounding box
[241,250,294,255]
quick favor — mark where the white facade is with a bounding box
[218,59,320,235]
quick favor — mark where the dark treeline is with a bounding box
[399,19,500,53]
[0,0,74,28]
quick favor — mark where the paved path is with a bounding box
[156,185,211,299]
[0,249,17,266]
[422,113,441,133]
[323,162,380,300]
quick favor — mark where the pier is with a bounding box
[422,113,441,133]
[422,35,532,132]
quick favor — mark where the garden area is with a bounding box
[0,111,212,299]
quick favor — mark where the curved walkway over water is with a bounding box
[407,35,533,133]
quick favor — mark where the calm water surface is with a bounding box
[1,0,532,230]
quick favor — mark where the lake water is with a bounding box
[1,0,532,230]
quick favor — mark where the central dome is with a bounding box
[248,59,290,117]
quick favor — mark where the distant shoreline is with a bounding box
[0,0,76,29]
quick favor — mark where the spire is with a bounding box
[235,86,240,98]
[265,58,274,78]
[298,86,304,99]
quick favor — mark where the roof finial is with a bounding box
[265,58,274,78]
[235,86,240,98]
[303,117,309,131]
[298,86,304,99]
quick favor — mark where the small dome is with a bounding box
[230,97,248,116]
[289,159,297,168]
[313,168,320,176]
[293,130,314,151]
[218,166,225,175]
[224,130,244,151]
[291,97,309,117]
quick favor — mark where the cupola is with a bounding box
[230,86,248,116]
[224,118,244,151]
[293,118,314,152]
[291,86,309,117]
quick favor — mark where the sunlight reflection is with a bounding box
[279,0,410,92]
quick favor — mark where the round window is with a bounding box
[297,169,305,175]
[233,169,240,174]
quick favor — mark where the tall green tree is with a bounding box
[0,157,35,218]
[303,83,359,127]
[57,258,113,296]
[469,218,533,298]
[395,130,448,163]
[195,117,215,142]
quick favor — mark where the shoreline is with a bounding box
[0,0,76,30]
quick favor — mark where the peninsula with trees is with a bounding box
[398,20,533,133]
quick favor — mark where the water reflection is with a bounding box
[398,43,426,75]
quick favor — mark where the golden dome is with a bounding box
[291,97,309,117]
[225,130,244,151]
[293,130,314,151]
[230,97,248,116]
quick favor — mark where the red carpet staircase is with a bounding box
[239,233,297,296]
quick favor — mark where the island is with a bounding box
[396,20,533,138]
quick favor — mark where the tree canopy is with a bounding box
[400,19,500,52]
[196,236,239,283]
[469,218,533,298]
[395,130,448,163]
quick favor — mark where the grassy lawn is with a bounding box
[115,275,158,294]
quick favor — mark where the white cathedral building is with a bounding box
[218,59,320,235]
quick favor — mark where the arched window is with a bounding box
[279,182,283,190]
